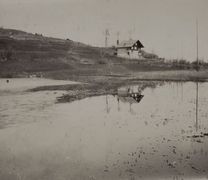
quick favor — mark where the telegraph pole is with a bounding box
[116,31,120,45]
[195,18,200,133]
[128,30,132,40]
[196,18,199,71]
[105,29,110,47]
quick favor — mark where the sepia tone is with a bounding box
[0,0,208,180]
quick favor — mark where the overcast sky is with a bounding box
[0,0,208,61]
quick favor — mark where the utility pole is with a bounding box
[195,18,200,133]
[128,30,132,40]
[105,29,110,47]
[116,31,120,45]
[196,18,199,71]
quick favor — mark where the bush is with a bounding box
[0,48,14,61]
[98,60,106,64]
[192,60,207,65]
[0,73,13,78]
[171,59,190,65]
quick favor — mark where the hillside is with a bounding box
[0,28,200,80]
[0,28,113,76]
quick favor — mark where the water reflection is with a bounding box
[105,86,144,114]
[105,95,110,113]
[189,82,208,139]
[0,81,208,180]
[112,82,205,138]
[196,82,199,132]
[117,86,144,114]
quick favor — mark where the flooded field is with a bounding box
[0,79,208,180]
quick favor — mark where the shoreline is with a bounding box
[28,70,208,103]
[1,70,206,103]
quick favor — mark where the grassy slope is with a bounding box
[0,28,208,82]
[0,28,114,76]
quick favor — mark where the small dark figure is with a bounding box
[6,79,9,83]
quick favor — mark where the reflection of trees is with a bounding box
[118,81,165,94]
[138,81,165,92]
[117,96,120,112]
[105,95,110,114]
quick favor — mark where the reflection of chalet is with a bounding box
[115,39,144,59]
[118,95,143,104]
[117,87,144,104]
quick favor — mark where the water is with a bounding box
[0,80,208,180]
[0,78,78,93]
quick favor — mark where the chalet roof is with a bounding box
[118,95,143,104]
[116,39,144,49]
[119,96,139,104]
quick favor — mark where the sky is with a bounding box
[0,0,208,61]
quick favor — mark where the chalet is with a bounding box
[115,39,144,59]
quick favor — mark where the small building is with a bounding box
[115,39,144,59]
